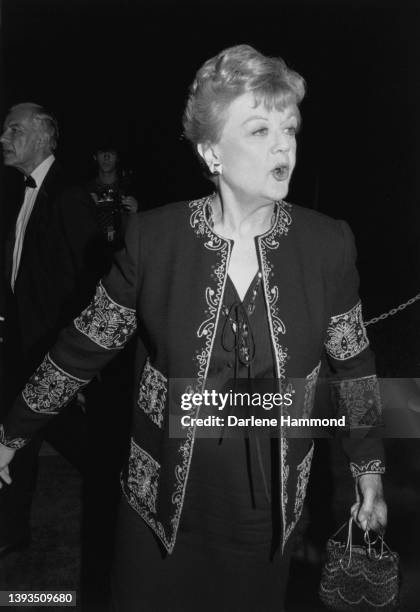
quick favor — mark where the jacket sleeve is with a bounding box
[324,220,385,479]
[0,215,142,449]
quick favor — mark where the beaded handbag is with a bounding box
[319,518,400,611]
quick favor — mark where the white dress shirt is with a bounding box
[11,154,55,291]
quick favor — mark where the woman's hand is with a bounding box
[0,442,15,488]
[351,473,387,533]
[121,196,138,214]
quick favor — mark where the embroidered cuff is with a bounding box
[330,374,382,428]
[325,301,369,361]
[350,459,385,478]
[0,424,28,450]
[74,281,137,350]
[23,354,90,414]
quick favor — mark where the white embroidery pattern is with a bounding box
[189,194,224,251]
[161,196,229,549]
[325,302,369,361]
[256,201,292,553]
[189,196,230,390]
[137,359,167,428]
[302,362,321,418]
[350,458,385,478]
[258,201,291,381]
[263,201,292,249]
[294,442,314,517]
[126,439,160,514]
[169,430,195,541]
[0,424,27,449]
[330,374,382,428]
[121,424,196,554]
[74,281,137,350]
[281,436,291,548]
[123,197,229,555]
[22,354,89,414]
[282,441,315,550]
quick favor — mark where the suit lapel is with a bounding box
[11,161,65,286]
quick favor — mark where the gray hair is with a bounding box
[10,102,59,151]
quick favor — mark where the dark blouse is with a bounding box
[180,273,281,554]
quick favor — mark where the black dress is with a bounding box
[112,274,295,612]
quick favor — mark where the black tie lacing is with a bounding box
[221,301,256,376]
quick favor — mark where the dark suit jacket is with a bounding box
[3,160,104,390]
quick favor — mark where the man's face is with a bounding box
[95,150,118,173]
[0,108,43,175]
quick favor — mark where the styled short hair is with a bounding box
[183,44,306,146]
[10,102,59,151]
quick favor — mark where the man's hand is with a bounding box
[351,473,387,532]
[121,196,138,214]
[0,442,16,488]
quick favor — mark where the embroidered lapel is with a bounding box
[189,195,232,390]
[256,200,296,552]
[161,196,232,551]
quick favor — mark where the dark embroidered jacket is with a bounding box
[1,196,385,554]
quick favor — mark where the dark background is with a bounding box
[1,0,419,317]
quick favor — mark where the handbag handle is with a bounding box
[332,517,391,569]
[364,528,394,560]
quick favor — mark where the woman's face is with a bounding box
[208,92,299,206]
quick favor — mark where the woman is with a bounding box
[0,45,386,611]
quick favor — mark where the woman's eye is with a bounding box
[252,127,268,136]
[284,126,297,136]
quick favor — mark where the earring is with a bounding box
[211,161,223,176]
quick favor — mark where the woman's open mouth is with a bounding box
[271,165,289,181]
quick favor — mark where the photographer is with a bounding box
[87,143,139,249]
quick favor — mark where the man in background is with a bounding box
[0,104,138,610]
[0,102,102,556]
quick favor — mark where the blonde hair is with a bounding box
[183,44,306,146]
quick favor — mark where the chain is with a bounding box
[365,292,420,326]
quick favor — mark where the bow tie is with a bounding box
[24,175,37,189]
